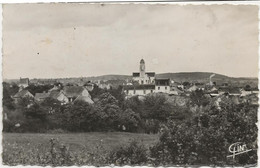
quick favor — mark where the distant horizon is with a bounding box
[3,71,258,81]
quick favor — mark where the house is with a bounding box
[48,85,60,92]
[74,95,94,104]
[84,83,94,91]
[49,90,69,104]
[63,86,93,103]
[155,78,170,94]
[123,85,155,96]
[240,88,253,97]
[35,92,50,102]
[132,59,155,85]
[97,81,111,90]
[13,90,34,103]
[169,86,184,95]
[18,78,30,88]
[218,87,241,96]
[245,94,258,105]
[188,85,198,92]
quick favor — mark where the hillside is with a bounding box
[4,72,258,87]
[156,72,258,87]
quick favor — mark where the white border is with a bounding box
[0,1,259,168]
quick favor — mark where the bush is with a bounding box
[108,140,148,165]
[149,102,258,166]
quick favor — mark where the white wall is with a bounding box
[82,89,91,98]
[125,89,154,96]
[133,75,155,85]
[57,93,69,104]
[155,85,170,93]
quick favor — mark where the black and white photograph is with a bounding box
[1,2,259,167]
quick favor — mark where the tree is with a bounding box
[118,108,141,132]
[190,90,210,107]
[89,84,106,99]
[244,85,251,91]
[150,101,257,166]
[3,82,19,110]
[93,92,122,131]
[143,94,172,121]
[61,100,94,132]
[25,84,53,96]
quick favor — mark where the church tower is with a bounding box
[140,59,145,78]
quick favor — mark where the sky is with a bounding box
[2,3,259,79]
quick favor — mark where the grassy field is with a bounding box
[3,132,159,165]
[3,132,159,151]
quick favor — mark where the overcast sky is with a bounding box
[2,3,259,79]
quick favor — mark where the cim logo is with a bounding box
[227,142,252,159]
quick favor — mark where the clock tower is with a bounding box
[140,59,145,78]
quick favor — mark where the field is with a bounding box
[2,132,159,165]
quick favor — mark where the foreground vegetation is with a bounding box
[3,132,158,166]
[2,82,258,166]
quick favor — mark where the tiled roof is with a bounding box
[49,90,62,99]
[146,72,155,77]
[123,84,155,90]
[35,92,49,100]
[219,87,241,94]
[132,72,155,77]
[20,78,29,84]
[63,86,86,98]
[74,95,94,104]
[13,90,33,98]
[155,78,170,81]
[155,78,170,86]
[133,73,140,77]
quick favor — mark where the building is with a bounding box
[18,78,30,88]
[13,90,34,103]
[132,59,155,85]
[123,59,176,97]
[123,85,155,96]
[63,86,93,103]
[155,78,170,93]
[84,83,94,91]
[35,92,50,102]
[49,90,69,104]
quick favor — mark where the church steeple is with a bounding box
[140,59,145,78]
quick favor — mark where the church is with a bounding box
[132,59,155,84]
[123,59,171,97]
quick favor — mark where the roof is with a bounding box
[20,78,29,84]
[219,87,241,94]
[49,90,62,99]
[146,72,155,77]
[74,95,94,104]
[63,86,86,98]
[123,84,155,90]
[35,92,49,100]
[133,72,156,77]
[13,90,33,98]
[155,78,170,81]
[133,73,140,77]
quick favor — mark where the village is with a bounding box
[8,59,259,107]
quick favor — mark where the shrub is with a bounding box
[108,140,148,165]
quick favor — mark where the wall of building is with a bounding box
[126,89,154,96]
[82,89,91,98]
[57,93,69,104]
[133,75,155,85]
[155,85,170,93]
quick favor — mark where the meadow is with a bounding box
[2,132,159,166]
